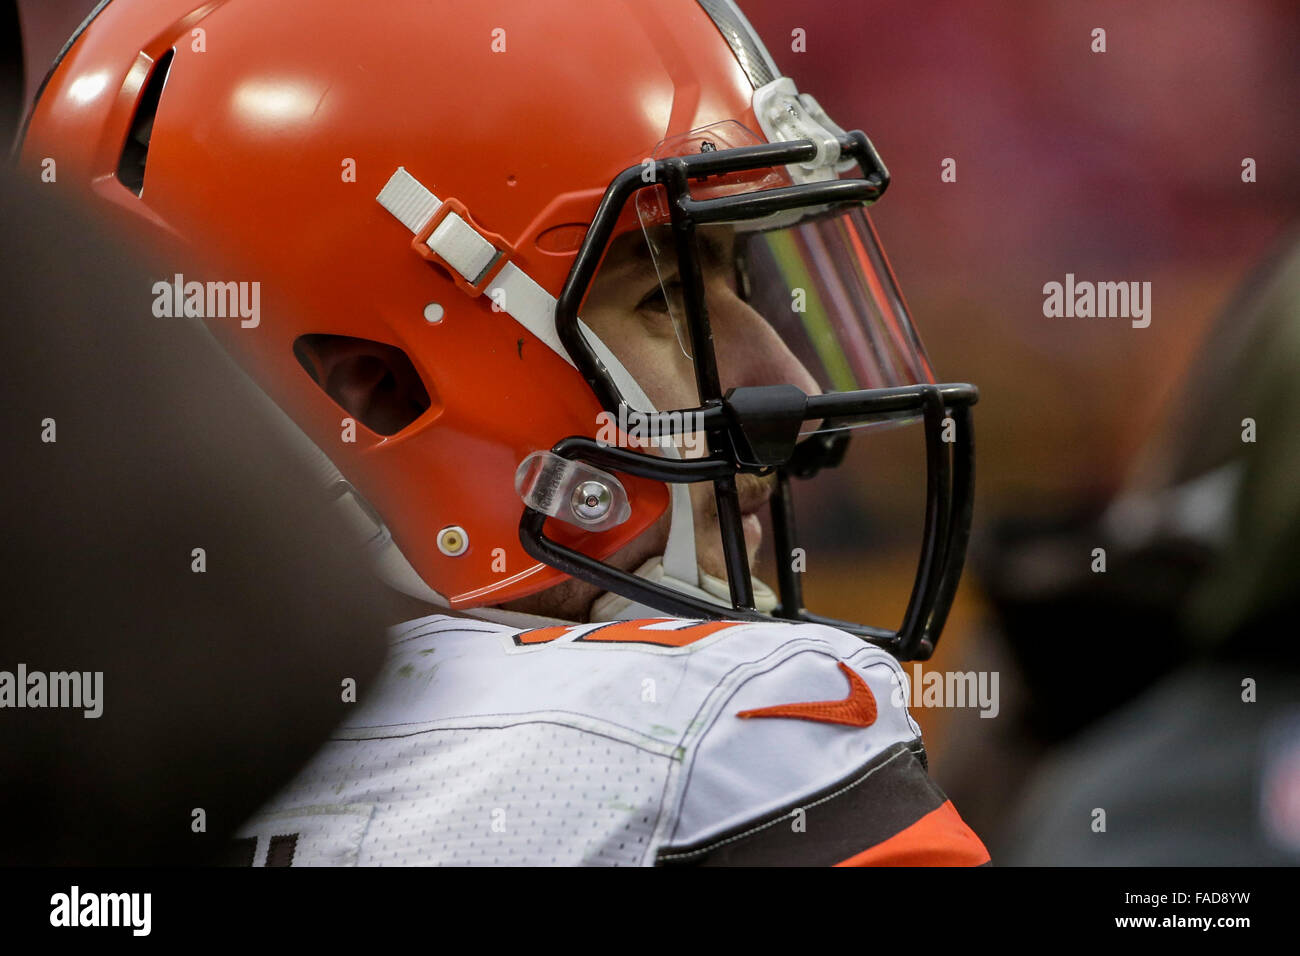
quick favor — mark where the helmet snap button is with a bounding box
[571,481,612,523]
[437,525,468,556]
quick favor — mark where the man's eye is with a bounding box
[637,287,667,313]
[637,280,679,314]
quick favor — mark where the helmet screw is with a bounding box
[571,481,612,523]
[437,525,468,556]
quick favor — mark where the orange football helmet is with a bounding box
[21,0,976,659]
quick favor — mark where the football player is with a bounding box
[22,0,988,865]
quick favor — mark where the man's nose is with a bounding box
[708,291,826,436]
[710,292,821,398]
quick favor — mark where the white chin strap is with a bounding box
[578,331,778,619]
[576,323,715,615]
[588,555,779,622]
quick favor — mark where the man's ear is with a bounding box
[292,334,430,435]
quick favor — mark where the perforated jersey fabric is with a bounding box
[234,614,931,866]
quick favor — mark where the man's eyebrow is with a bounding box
[605,227,732,273]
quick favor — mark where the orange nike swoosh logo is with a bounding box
[736,661,877,728]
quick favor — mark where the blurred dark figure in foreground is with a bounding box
[954,233,1300,864]
[0,170,393,864]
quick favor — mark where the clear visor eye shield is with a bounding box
[517,121,977,661]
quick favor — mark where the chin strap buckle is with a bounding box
[376,166,515,297]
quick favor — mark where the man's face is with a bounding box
[295,225,821,620]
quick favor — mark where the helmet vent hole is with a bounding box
[116,48,174,197]
[292,334,433,436]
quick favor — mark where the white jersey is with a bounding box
[233,614,985,866]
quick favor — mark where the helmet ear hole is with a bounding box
[292,334,432,436]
